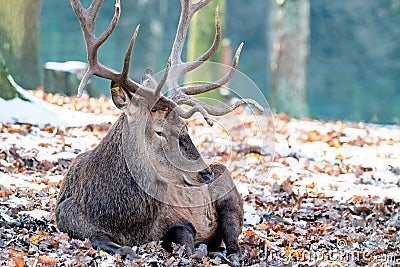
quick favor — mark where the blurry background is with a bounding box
[1,0,399,124]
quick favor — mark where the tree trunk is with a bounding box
[269,0,310,117]
[0,0,41,92]
[0,52,25,100]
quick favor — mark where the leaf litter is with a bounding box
[0,92,399,266]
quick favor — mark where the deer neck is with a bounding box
[119,113,168,196]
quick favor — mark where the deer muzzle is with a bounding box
[198,169,214,184]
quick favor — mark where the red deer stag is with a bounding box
[55,0,263,264]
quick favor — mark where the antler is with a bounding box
[71,0,263,127]
[165,0,264,125]
[70,0,157,102]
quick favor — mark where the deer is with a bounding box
[55,0,263,264]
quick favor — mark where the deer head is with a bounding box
[110,77,215,189]
[70,0,263,198]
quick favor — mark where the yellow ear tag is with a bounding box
[111,86,121,93]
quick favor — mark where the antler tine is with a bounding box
[182,42,243,95]
[122,25,140,80]
[170,0,191,66]
[70,0,123,96]
[155,58,171,97]
[170,0,213,65]
[180,96,264,116]
[179,6,221,76]
[163,0,264,124]
[96,4,121,49]
[87,0,103,20]
[177,105,214,126]
[71,0,157,100]
[72,0,263,123]
[166,0,218,96]
[70,0,120,66]
[191,0,213,14]
[168,89,263,125]
[162,97,213,126]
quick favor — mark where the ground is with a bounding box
[0,90,399,266]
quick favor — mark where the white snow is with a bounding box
[0,213,18,224]
[342,127,368,139]
[243,204,261,226]
[6,195,30,207]
[0,172,44,190]
[0,75,116,127]
[44,61,87,74]
[19,209,51,220]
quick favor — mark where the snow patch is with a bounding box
[44,61,87,75]
[243,204,261,226]
[0,172,44,190]
[19,209,51,220]
[5,196,30,207]
[0,76,116,127]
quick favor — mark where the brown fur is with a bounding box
[55,83,244,261]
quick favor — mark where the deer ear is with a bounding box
[111,81,131,110]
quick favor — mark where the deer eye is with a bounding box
[155,131,167,139]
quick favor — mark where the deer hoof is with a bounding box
[209,251,226,258]
[193,243,208,258]
[227,253,240,266]
[117,246,139,261]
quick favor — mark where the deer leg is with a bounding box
[209,164,243,265]
[55,198,137,260]
[206,231,223,252]
[91,239,138,260]
[161,222,196,255]
[215,198,242,265]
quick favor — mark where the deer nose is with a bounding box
[198,169,214,184]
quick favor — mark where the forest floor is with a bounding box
[1,90,399,267]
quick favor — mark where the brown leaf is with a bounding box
[40,160,55,171]
[12,256,25,267]
[250,247,259,259]
[38,255,57,265]
[38,143,53,147]
[352,206,373,216]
